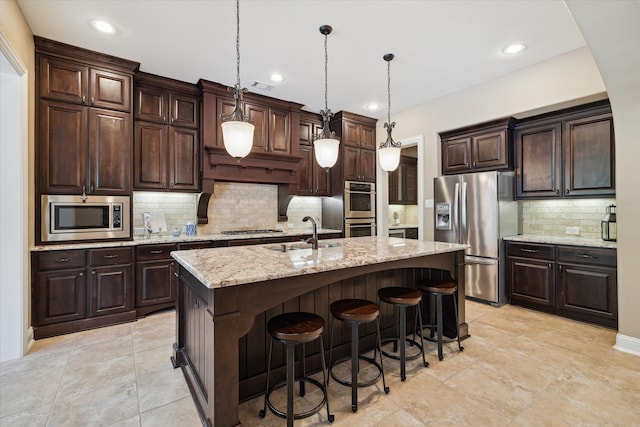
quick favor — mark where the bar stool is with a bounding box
[259,312,334,426]
[328,299,389,413]
[378,287,428,381]
[418,281,464,361]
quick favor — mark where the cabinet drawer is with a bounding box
[178,241,214,250]
[136,244,177,261]
[507,242,554,260]
[37,250,87,270]
[556,246,616,267]
[89,247,133,266]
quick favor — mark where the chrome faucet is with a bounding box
[303,216,318,249]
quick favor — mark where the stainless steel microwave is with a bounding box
[41,194,130,242]
[344,181,376,218]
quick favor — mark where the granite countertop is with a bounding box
[30,227,342,251]
[171,236,469,289]
[503,234,617,249]
[388,224,419,230]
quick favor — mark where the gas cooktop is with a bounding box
[220,229,284,235]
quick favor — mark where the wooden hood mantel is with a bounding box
[197,80,304,224]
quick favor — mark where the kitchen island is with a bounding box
[171,236,468,427]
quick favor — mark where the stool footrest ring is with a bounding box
[329,355,383,388]
[263,377,328,420]
[380,337,424,361]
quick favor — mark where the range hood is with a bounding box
[197,80,304,224]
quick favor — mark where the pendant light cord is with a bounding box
[387,58,391,125]
[324,32,329,111]
[235,0,241,88]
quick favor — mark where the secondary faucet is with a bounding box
[303,216,318,249]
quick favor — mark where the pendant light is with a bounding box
[312,25,340,170]
[220,0,254,160]
[378,53,401,172]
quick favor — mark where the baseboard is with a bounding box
[26,326,35,354]
[614,333,640,357]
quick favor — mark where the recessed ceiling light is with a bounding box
[269,73,284,83]
[91,19,116,34]
[502,43,526,55]
[366,103,379,111]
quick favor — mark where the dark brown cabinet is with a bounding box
[32,247,135,338]
[507,241,617,328]
[389,156,417,204]
[330,111,377,184]
[35,37,138,200]
[515,100,615,199]
[298,112,331,196]
[134,73,200,192]
[88,247,133,317]
[405,227,418,240]
[440,117,515,175]
[135,244,178,316]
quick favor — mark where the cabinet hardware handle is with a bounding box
[56,257,70,263]
[548,263,552,268]
[566,189,570,195]
[91,97,95,105]
[559,265,563,271]
[90,185,94,193]
[150,250,164,254]
[555,189,560,195]
[79,272,84,276]
[92,270,96,275]
[82,96,86,104]
[174,272,179,278]
[103,254,119,259]
[577,253,597,259]
[520,248,539,253]
[170,182,174,188]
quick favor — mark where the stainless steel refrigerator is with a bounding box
[434,171,519,305]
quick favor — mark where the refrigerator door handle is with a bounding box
[461,182,468,244]
[464,256,497,265]
[453,182,460,243]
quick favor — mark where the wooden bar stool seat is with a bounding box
[328,299,389,413]
[418,281,464,361]
[259,312,334,426]
[378,287,429,381]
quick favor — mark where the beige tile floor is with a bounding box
[1,301,638,426]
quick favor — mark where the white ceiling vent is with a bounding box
[251,81,275,91]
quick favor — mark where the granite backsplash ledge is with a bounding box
[521,198,616,240]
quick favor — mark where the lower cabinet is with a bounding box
[32,247,135,339]
[135,243,178,316]
[507,241,617,328]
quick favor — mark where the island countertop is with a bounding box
[170,236,469,289]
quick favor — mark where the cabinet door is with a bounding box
[473,130,508,171]
[388,164,402,204]
[344,121,361,147]
[298,144,313,196]
[508,257,555,307]
[269,108,291,154]
[564,113,615,197]
[39,56,88,104]
[134,121,167,190]
[343,145,361,181]
[135,85,168,123]
[169,126,199,191]
[557,263,617,322]
[89,264,132,317]
[39,100,88,194]
[89,68,131,111]
[88,108,131,194]
[515,122,562,198]
[360,124,376,149]
[359,148,376,182]
[136,260,176,307]
[313,154,331,196]
[246,103,269,153]
[170,93,199,128]
[35,268,87,325]
[442,137,472,174]
[404,158,418,204]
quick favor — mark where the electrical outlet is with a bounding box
[565,226,580,235]
[425,199,434,208]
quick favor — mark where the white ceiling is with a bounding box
[17,0,587,119]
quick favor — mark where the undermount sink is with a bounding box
[265,242,342,252]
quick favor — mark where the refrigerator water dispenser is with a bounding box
[435,203,451,230]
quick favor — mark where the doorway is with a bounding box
[376,135,425,239]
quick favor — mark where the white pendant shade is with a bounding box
[379,145,401,172]
[221,120,255,159]
[314,137,340,169]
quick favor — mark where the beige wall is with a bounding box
[566,0,640,347]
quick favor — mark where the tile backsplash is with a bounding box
[133,183,323,236]
[388,204,419,226]
[521,198,616,239]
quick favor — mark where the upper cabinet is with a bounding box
[298,112,330,196]
[389,155,417,205]
[331,111,377,184]
[35,37,139,196]
[133,72,200,192]
[515,100,615,199]
[440,117,515,175]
